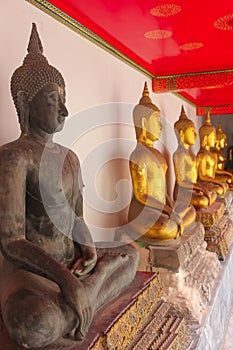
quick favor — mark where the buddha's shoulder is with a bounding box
[62,145,79,162]
[58,145,81,171]
[197,148,213,158]
[130,144,162,159]
[0,137,31,162]
[173,147,190,160]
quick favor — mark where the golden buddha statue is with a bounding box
[173,106,217,209]
[197,111,229,196]
[127,83,196,241]
[212,123,233,188]
[214,123,227,171]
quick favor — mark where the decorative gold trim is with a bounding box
[154,68,233,80]
[197,104,233,108]
[25,0,154,79]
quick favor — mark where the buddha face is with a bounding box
[145,111,163,142]
[29,83,68,134]
[183,126,197,146]
[207,130,216,148]
[218,136,227,149]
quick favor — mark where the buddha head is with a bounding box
[216,123,227,149]
[199,110,216,148]
[174,106,197,146]
[10,23,67,134]
[133,82,163,143]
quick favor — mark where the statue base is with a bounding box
[204,215,233,260]
[222,191,233,221]
[195,201,225,228]
[0,272,192,350]
[195,198,233,260]
[115,223,221,323]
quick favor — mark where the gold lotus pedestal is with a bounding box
[196,197,233,260]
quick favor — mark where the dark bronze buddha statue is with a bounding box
[0,24,138,349]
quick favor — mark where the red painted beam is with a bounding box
[152,70,233,93]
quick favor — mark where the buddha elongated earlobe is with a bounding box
[17,91,29,134]
[203,135,207,148]
[179,130,184,143]
[141,117,147,140]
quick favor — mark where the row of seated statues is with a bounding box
[127,82,232,242]
[0,23,232,350]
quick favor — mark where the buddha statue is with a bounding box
[173,106,217,209]
[197,111,229,196]
[127,83,196,242]
[212,123,233,187]
[214,123,227,170]
[0,24,138,349]
[227,135,233,170]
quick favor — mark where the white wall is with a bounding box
[0,0,202,240]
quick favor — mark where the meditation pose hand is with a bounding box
[173,106,217,209]
[0,24,138,349]
[128,83,196,242]
[197,111,229,196]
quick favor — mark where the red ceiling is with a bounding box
[31,0,233,115]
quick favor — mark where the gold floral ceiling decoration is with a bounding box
[26,0,233,115]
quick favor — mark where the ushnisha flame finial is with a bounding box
[179,105,188,120]
[142,81,150,97]
[11,23,65,118]
[204,109,212,125]
[174,105,194,134]
[139,82,152,105]
[138,82,160,111]
[217,122,223,132]
[27,23,43,55]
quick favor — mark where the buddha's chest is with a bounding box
[205,154,216,170]
[146,150,167,179]
[27,148,76,207]
[185,152,198,173]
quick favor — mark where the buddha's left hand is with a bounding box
[70,245,97,276]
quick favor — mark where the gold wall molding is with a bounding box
[26,0,154,79]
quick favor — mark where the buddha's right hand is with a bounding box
[62,278,92,340]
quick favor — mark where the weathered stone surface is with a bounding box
[116,223,222,323]
[116,223,206,272]
[204,215,233,260]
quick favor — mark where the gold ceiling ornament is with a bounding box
[144,29,172,40]
[179,42,204,50]
[150,4,181,17]
[214,14,233,30]
[25,0,154,79]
